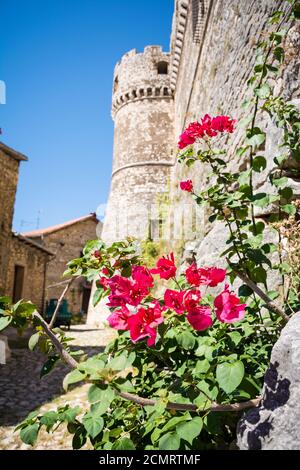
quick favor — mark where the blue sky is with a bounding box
[0,0,173,232]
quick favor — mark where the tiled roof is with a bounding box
[0,141,28,161]
[22,213,98,238]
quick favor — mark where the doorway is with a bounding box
[13,265,25,303]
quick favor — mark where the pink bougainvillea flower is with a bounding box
[211,115,236,134]
[214,284,246,323]
[185,263,201,287]
[178,115,236,149]
[127,302,164,347]
[198,267,226,287]
[178,121,205,149]
[164,289,185,314]
[185,264,226,288]
[107,305,132,330]
[132,265,154,291]
[187,305,213,331]
[180,180,193,192]
[101,267,110,276]
[183,289,201,311]
[201,114,218,137]
[106,275,143,307]
[151,253,177,280]
[178,130,196,149]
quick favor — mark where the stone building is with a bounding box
[87,0,300,324]
[23,213,101,316]
[0,142,53,312]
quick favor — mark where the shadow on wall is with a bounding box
[237,361,291,450]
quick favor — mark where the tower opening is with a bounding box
[157,61,168,75]
[113,76,119,93]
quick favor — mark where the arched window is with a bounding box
[113,76,119,93]
[192,0,205,44]
[157,61,168,75]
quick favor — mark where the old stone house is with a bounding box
[0,142,53,312]
[23,213,101,316]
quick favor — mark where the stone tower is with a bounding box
[102,46,174,243]
[87,46,174,325]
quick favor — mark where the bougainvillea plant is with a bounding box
[0,0,299,451]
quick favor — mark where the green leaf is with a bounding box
[93,288,105,307]
[255,83,271,99]
[216,361,245,394]
[40,411,59,430]
[112,438,136,450]
[72,426,87,449]
[40,356,59,378]
[88,384,115,405]
[60,406,81,423]
[293,2,300,19]
[0,315,12,331]
[272,176,288,189]
[160,415,190,435]
[28,332,40,351]
[63,369,87,391]
[83,239,104,255]
[252,156,267,172]
[82,412,104,439]
[228,331,242,346]
[159,432,181,450]
[20,423,39,446]
[176,417,203,445]
[193,359,210,375]
[246,132,266,149]
[279,187,293,201]
[177,331,196,350]
[282,204,296,216]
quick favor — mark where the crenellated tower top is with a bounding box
[111,46,173,118]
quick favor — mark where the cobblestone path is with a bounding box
[0,325,114,450]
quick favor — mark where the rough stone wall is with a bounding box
[170,0,298,260]
[0,150,20,294]
[237,312,300,450]
[37,218,99,314]
[5,236,47,312]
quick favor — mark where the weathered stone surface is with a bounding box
[0,334,10,365]
[237,312,300,450]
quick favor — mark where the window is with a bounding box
[113,76,119,93]
[157,61,168,75]
[13,265,25,303]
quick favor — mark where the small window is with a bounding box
[13,265,25,303]
[113,76,119,93]
[157,61,168,75]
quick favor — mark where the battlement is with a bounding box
[111,46,172,117]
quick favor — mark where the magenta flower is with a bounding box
[127,303,164,347]
[164,289,185,314]
[151,253,177,280]
[187,306,213,331]
[214,285,246,323]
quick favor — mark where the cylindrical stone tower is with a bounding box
[87,46,174,325]
[102,45,174,243]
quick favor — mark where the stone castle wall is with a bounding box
[170,0,299,265]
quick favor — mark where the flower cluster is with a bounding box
[178,114,236,149]
[101,252,247,348]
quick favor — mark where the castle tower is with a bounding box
[102,46,174,243]
[87,46,174,325]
